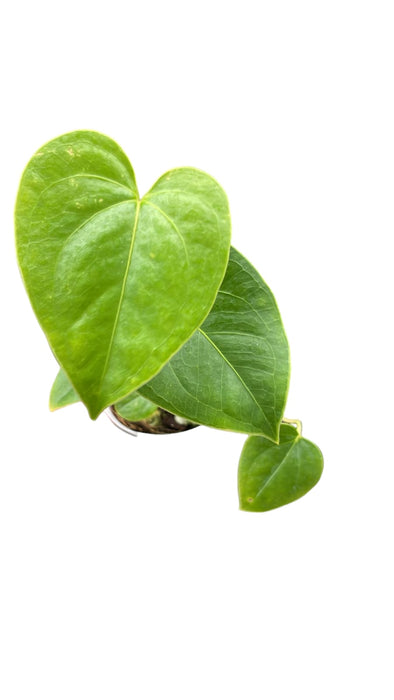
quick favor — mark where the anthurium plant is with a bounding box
[15,131,323,512]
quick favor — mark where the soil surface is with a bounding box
[109,405,199,435]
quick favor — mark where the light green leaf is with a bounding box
[16,131,231,419]
[114,392,158,421]
[50,366,158,422]
[238,424,323,512]
[49,367,80,410]
[140,248,290,439]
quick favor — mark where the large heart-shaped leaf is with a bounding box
[238,424,323,512]
[15,131,231,418]
[140,248,290,439]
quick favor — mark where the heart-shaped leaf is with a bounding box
[140,248,290,439]
[16,131,231,418]
[238,424,323,512]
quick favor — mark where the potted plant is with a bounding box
[15,130,323,512]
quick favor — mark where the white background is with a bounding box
[1,1,393,698]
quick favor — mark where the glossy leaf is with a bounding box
[16,131,231,418]
[238,424,323,512]
[140,248,290,440]
[49,367,79,410]
[114,392,158,421]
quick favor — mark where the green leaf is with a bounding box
[49,367,80,410]
[114,392,158,421]
[140,248,290,439]
[16,131,231,419]
[238,424,323,512]
[50,366,158,421]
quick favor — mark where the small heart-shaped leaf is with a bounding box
[16,131,231,418]
[238,424,323,512]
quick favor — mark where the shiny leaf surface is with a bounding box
[140,248,290,439]
[16,131,231,418]
[238,424,323,512]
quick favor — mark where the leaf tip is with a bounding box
[238,495,257,513]
[48,391,60,412]
[87,406,101,421]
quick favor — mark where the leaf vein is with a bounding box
[197,328,270,428]
[142,200,189,264]
[254,439,300,499]
[53,199,136,273]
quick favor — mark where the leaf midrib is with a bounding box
[197,327,271,429]
[98,199,141,390]
[254,437,301,499]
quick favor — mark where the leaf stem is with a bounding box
[281,418,303,436]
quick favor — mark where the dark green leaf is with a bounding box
[140,248,289,439]
[238,424,323,512]
[16,131,231,418]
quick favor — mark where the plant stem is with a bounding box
[281,418,303,436]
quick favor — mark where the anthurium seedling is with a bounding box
[15,130,323,512]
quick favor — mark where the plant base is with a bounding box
[109,405,199,435]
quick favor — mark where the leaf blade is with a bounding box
[140,248,290,438]
[238,424,324,512]
[16,131,231,418]
[114,393,158,422]
[49,367,80,411]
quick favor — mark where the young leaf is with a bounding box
[140,248,290,440]
[49,367,80,410]
[238,424,323,512]
[16,131,231,419]
[114,393,158,421]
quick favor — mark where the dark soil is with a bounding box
[109,405,199,435]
